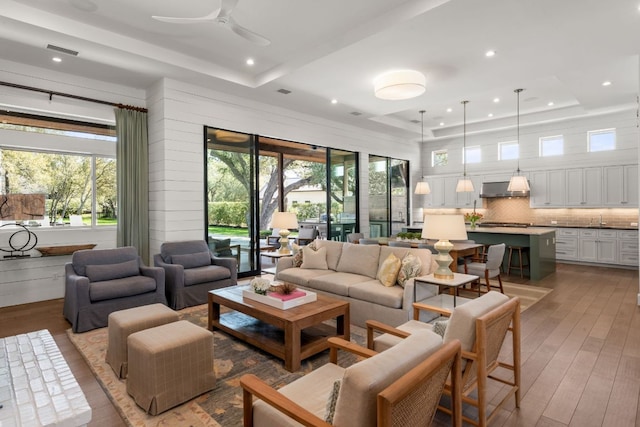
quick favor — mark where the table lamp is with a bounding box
[270,212,299,254]
[422,214,468,279]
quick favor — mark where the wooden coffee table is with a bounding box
[208,286,350,372]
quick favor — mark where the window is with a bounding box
[540,135,564,157]
[432,150,448,167]
[499,141,519,160]
[464,146,481,164]
[0,113,116,227]
[588,128,615,152]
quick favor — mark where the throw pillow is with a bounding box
[300,246,328,270]
[324,379,341,424]
[172,251,211,269]
[376,253,402,287]
[293,241,317,268]
[396,253,422,287]
[432,319,449,338]
[85,259,139,282]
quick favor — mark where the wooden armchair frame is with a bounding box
[240,337,462,427]
[366,296,521,427]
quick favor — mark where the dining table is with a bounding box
[377,238,484,272]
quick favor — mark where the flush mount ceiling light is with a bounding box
[373,70,425,100]
[507,88,531,192]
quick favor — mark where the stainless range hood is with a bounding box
[479,181,530,198]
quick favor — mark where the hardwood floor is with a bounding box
[0,263,638,426]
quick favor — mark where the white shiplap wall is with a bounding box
[0,59,146,307]
[146,78,421,258]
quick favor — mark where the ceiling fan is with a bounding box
[152,0,270,46]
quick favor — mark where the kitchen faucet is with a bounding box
[599,214,605,227]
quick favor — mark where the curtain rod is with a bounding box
[0,81,148,113]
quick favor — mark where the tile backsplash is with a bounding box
[418,197,639,228]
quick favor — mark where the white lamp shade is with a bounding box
[270,212,299,230]
[422,214,468,241]
[374,70,426,100]
[455,178,474,192]
[415,181,431,194]
[507,175,530,192]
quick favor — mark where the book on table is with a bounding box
[242,286,317,309]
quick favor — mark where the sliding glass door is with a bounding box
[206,127,360,277]
[206,128,259,277]
[368,155,409,237]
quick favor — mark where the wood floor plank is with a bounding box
[0,263,638,427]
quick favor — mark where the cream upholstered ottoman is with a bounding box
[106,303,179,379]
[126,320,216,415]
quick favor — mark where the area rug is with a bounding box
[67,305,364,427]
[458,281,552,312]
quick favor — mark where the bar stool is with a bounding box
[507,245,529,278]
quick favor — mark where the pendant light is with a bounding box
[507,88,530,192]
[415,110,431,194]
[456,100,474,192]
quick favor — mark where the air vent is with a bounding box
[47,44,79,56]
[276,89,291,95]
[350,111,362,116]
[409,119,420,123]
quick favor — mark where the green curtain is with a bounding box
[115,108,149,264]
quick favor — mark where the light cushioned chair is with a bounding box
[458,243,506,294]
[240,330,462,427]
[64,246,166,333]
[366,291,521,427]
[154,240,238,310]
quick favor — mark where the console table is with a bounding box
[0,330,92,426]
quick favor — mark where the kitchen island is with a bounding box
[466,226,556,281]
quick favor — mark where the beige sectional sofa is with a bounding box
[275,239,439,327]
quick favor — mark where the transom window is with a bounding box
[540,135,564,157]
[464,146,481,164]
[499,141,519,160]
[588,128,615,152]
[431,150,448,167]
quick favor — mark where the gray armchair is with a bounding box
[154,240,238,310]
[64,246,166,333]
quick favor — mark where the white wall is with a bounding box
[146,78,421,257]
[0,59,145,307]
[419,109,638,178]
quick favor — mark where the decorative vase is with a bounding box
[469,221,477,230]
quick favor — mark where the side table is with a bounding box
[414,272,479,308]
[261,251,292,274]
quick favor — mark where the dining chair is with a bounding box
[458,243,506,294]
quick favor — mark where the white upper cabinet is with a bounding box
[425,176,445,208]
[603,165,638,207]
[565,167,602,207]
[530,170,565,207]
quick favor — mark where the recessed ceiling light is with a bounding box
[52,57,62,63]
[602,81,612,86]
[331,99,338,104]
[548,101,554,106]
[446,108,452,113]
[488,113,493,117]
[246,58,254,66]
[485,50,496,57]
[439,122,445,126]
[493,97,500,103]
